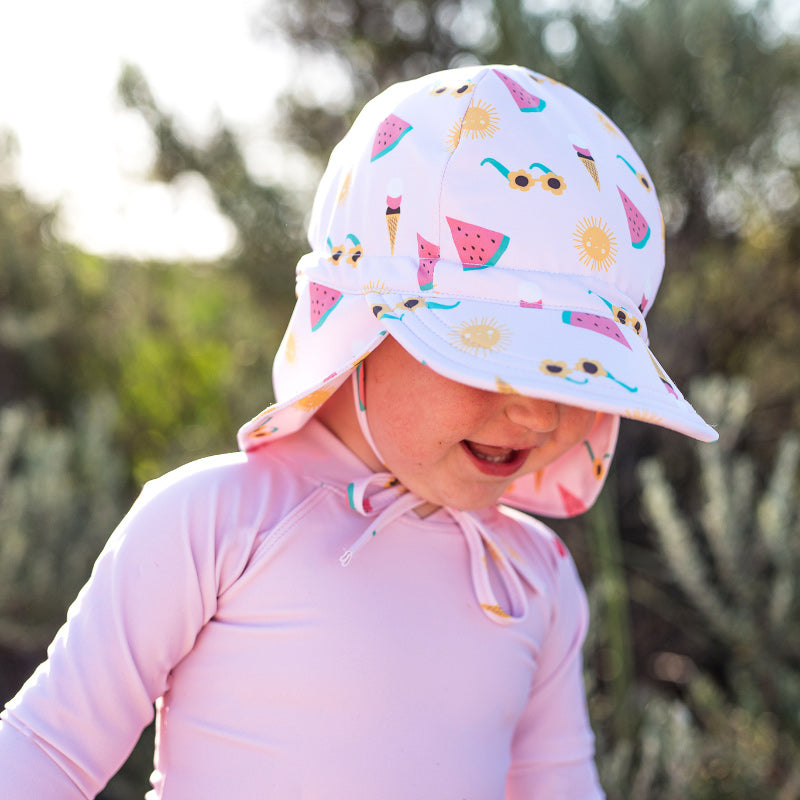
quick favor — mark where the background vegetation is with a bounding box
[1,0,799,796]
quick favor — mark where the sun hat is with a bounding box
[238,63,717,518]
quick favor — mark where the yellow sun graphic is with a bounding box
[446,99,500,152]
[449,316,511,356]
[285,332,297,363]
[596,110,621,137]
[293,384,337,413]
[573,216,618,272]
[360,279,390,295]
[624,409,663,425]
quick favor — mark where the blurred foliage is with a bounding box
[619,376,800,798]
[578,375,800,798]
[0,398,124,647]
[2,0,800,798]
[0,184,285,484]
[117,65,305,304]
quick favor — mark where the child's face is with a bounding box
[330,337,597,513]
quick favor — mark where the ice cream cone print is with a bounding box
[386,207,400,254]
[385,177,402,255]
[336,171,352,206]
[573,144,600,190]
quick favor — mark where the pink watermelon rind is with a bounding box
[479,236,510,268]
[311,296,342,331]
[562,310,632,349]
[632,227,650,249]
[416,233,440,291]
[446,217,510,271]
[309,283,343,332]
[418,273,435,291]
[617,186,651,249]
[558,484,587,516]
[492,69,546,112]
[371,115,413,162]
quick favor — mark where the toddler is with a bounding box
[0,64,716,799]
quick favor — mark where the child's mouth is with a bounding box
[461,441,531,477]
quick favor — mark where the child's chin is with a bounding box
[436,483,513,512]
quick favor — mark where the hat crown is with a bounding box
[308,64,663,319]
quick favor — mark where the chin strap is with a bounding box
[352,362,386,467]
[343,364,530,626]
[341,472,530,625]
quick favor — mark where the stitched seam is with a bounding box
[251,484,336,563]
[436,67,496,261]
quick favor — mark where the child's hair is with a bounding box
[238,64,716,517]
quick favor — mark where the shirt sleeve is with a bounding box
[505,535,605,800]
[0,459,257,799]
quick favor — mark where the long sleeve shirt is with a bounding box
[0,419,604,798]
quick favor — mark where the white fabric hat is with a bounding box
[238,64,717,517]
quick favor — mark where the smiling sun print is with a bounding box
[573,216,617,272]
[449,317,511,356]
[447,100,500,152]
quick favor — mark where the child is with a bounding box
[0,64,716,798]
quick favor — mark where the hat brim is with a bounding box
[369,287,716,443]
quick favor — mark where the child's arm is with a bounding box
[505,533,605,799]
[0,456,256,798]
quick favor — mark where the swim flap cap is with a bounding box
[238,64,717,518]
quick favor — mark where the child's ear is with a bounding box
[591,411,620,431]
[593,411,608,430]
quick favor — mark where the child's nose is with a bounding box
[503,396,561,433]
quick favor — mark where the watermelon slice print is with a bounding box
[309,282,343,332]
[371,114,413,162]
[558,484,587,516]
[618,186,651,249]
[492,69,546,112]
[561,310,632,349]
[416,233,440,290]
[446,216,510,270]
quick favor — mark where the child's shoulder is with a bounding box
[133,420,354,536]
[141,447,295,502]
[144,422,331,498]
[132,436,321,536]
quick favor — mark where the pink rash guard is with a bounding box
[0,419,604,799]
